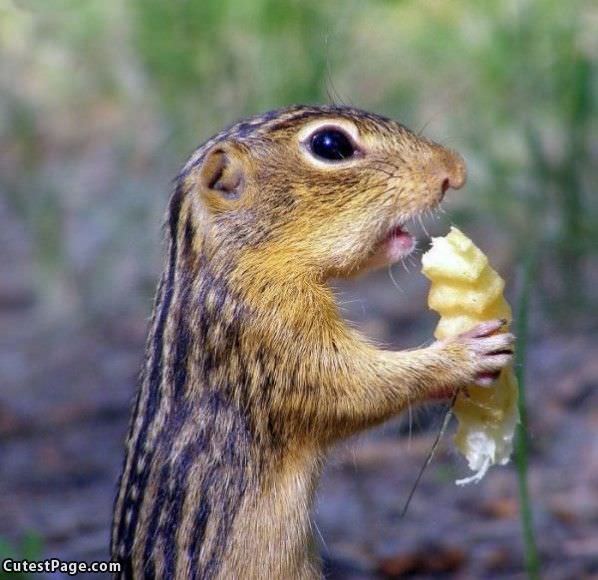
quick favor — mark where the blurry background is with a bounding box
[1,0,596,577]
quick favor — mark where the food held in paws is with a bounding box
[422,227,519,485]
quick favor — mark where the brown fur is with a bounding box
[111,105,513,579]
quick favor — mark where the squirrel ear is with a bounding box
[198,144,244,201]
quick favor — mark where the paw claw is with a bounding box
[464,319,505,339]
[447,322,516,386]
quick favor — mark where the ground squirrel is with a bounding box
[111,105,515,579]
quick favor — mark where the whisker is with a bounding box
[418,213,431,238]
[387,263,405,293]
[369,163,396,179]
[373,159,400,174]
[313,519,329,555]
[323,32,348,107]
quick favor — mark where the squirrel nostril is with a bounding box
[437,152,467,196]
[429,149,467,199]
[441,177,450,195]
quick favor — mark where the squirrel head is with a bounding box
[178,105,466,281]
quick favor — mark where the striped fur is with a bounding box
[111,105,511,578]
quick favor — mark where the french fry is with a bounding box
[421,227,519,485]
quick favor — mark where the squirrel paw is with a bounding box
[443,319,515,388]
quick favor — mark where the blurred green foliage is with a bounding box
[0,0,596,322]
[131,0,333,130]
[0,532,43,579]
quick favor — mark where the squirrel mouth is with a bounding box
[382,224,416,262]
[361,222,416,271]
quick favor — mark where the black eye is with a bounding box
[309,129,356,161]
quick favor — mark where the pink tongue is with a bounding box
[386,229,414,262]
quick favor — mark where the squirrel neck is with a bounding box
[196,227,343,340]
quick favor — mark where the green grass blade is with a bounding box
[514,248,541,579]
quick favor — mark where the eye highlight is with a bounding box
[308,128,357,162]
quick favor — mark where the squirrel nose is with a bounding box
[436,150,467,198]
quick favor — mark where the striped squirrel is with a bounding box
[111,105,515,579]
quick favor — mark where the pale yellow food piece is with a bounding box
[421,227,519,485]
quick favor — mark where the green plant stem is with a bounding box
[514,248,541,580]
